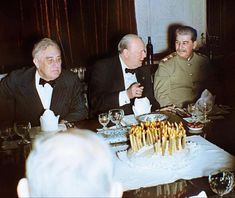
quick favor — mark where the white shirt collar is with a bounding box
[35,70,53,109]
[35,70,41,86]
[119,55,135,75]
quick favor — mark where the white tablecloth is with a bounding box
[112,135,235,191]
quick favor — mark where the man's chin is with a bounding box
[177,53,189,59]
[50,73,60,80]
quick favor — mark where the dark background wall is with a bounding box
[0,0,137,73]
[206,0,235,106]
[0,0,235,76]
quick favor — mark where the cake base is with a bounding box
[118,141,198,170]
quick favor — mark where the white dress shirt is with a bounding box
[35,71,53,110]
[119,56,138,106]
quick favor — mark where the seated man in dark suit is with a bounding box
[88,34,160,117]
[0,38,88,126]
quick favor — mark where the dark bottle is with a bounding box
[146,36,154,65]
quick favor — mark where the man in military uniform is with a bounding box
[154,26,210,108]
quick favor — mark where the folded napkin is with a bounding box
[40,109,60,132]
[195,89,215,113]
[189,191,207,198]
[132,97,152,116]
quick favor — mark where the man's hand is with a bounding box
[127,83,144,99]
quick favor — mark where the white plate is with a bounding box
[97,127,129,144]
[136,113,168,122]
[187,126,203,134]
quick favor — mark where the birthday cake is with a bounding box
[129,121,187,155]
[117,121,199,169]
[127,121,190,168]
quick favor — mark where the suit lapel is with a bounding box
[50,72,67,111]
[20,67,44,112]
[114,56,125,90]
[136,68,146,85]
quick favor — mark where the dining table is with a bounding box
[0,108,235,198]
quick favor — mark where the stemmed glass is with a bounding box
[14,121,31,144]
[187,103,198,122]
[209,169,234,197]
[197,99,213,122]
[0,125,14,148]
[108,109,124,129]
[98,112,110,130]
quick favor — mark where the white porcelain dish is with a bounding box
[187,126,203,134]
[136,113,168,122]
[97,127,129,144]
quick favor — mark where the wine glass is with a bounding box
[187,103,198,122]
[209,169,234,197]
[0,125,14,148]
[98,112,110,130]
[14,121,31,144]
[197,99,213,122]
[108,109,124,129]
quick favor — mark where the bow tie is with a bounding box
[125,68,136,74]
[39,78,56,88]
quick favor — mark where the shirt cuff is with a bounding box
[119,90,130,106]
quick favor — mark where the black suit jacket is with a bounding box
[88,55,159,117]
[0,67,88,126]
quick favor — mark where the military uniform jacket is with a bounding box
[154,52,210,107]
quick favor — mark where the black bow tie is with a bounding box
[125,68,136,74]
[39,78,56,88]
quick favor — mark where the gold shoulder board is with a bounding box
[161,52,177,63]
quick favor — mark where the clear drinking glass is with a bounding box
[98,112,110,130]
[187,103,198,122]
[0,125,14,148]
[209,169,234,197]
[197,99,213,122]
[14,121,31,144]
[108,109,124,128]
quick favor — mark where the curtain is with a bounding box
[0,0,137,71]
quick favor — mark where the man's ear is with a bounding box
[17,178,30,198]
[122,48,129,58]
[193,40,198,50]
[109,181,123,198]
[33,58,39,69]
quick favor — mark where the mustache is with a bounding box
[177,49,187,53]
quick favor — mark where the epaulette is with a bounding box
[161,52,177,63]
[195,52,208,58]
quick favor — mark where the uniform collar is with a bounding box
[187,53,194,61]
[177,52,194,62]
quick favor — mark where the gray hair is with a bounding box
[118,34,142,54]
[175,26,197,42]
[32,38,61,59]
[26,129,114,197]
